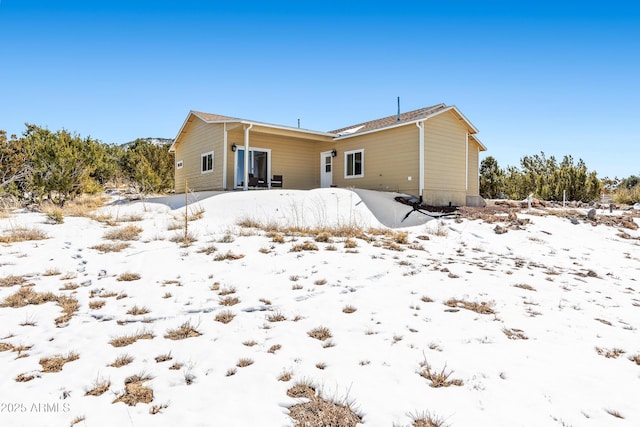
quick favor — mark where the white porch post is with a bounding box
[222,123,227,190]
[243,124,252,191]
[465,133,469,191]
[416,121,425,198]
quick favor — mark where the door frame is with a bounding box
[320,151,333,188]
[234,147,272,189]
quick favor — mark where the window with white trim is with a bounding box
[176,160,183,169]
[344,149,364,178]
[201,151,214,173]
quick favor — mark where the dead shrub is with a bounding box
[272,233,285,244]
[42,268,61,276]
[243,340,258,347]
[308,326,332,341]
[39,351,79,373]
[443,298,495,315]
[15,372,37,382]
[278,370,293,382]
[164,320,202,340]
[629,354,640,365]
[314,232,333,243]
[514,283,536,291]
[103,225,143,241]
[314,279,327,286]
[215,310,235,324]
[419,363,463,388]
[113,373,154,406]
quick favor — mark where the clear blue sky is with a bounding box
[1,0,638,178]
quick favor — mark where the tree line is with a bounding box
[480,152,639,204]
[1,124,174,205]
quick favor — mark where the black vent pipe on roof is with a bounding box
[397,96,400,121]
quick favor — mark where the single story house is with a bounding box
[169,103,487,206]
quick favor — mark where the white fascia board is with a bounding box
[468,134,487,151]
[204,118,336,138]
[170,110,201,152]
[334,119,424,140]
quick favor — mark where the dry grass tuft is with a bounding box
[0,275,27,287]
[308,326,332,341]
[15,372,37,382]
[629,354,640,365]
[342,305,357,314]
[1,286,57,308]
[104,225,143,241]
[117,272,141,281]
[164,321,202,340]
[502,327,528,340]
[287,381,362,427]
[291,241,319,252]
[219,296,240,306]
[219,286,237,296]
[39,351,79,373]
[155,352,172,363]
[86,377,111,396]
[421,296,434,303]
[514,283,536,291]
[90,242,130,253]
[410,411,449,427]
[605,408,625,419]
[236,358,254,368]
[215,310,235,324]
[243,340,257,347]
[314,232,333,243]
[595,347,626,358]
[110,354,134,367]
[127,305,151,315]
[266,310,287,322]
[55,295,79,325]
[63,194,108,216]
[443,298,495,315]
[213,251,245,261]
[113,373,154,406]
[109,330,155,347]
[268,344,282,354]
[150,403,169,415]
[419,363,464,388]
[0,226,48,243]
[278,370,293,382]
[344,238,358,249]
[42,268,61,276]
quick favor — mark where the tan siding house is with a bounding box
[170,104,487,206]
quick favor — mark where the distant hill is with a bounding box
[122,137,173,148]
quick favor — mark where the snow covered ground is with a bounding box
[0,188,639,427]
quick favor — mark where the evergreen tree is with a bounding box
[479,156,503,198]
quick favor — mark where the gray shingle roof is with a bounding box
[329,104,447,136]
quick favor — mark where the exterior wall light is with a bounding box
[331,149,337,157]
[231,143,237,152]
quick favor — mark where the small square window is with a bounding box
[176,160,184,169]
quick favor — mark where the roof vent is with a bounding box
[397,96,401,121]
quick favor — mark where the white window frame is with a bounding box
[201,151,214,174]
[344,149,364,179]
[176,160,183,169]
